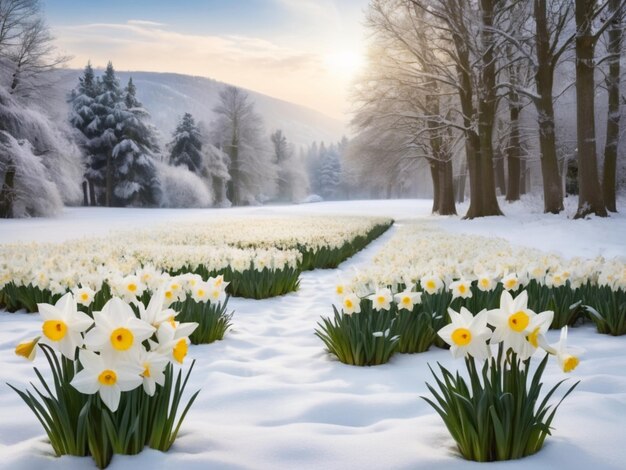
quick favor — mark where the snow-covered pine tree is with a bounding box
[319,143,341,200]
[109,77,161,206]
[86,61,126,206]
[69,61,99,204]
[168,113,203,173]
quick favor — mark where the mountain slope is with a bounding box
[53,69,346,149]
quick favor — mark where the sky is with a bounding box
[44,0,370,122]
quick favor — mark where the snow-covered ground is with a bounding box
[1,198,625,469]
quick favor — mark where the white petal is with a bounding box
[143,378,156,396]
[99,385,121,412]
[71,369,99,394]
[38,303,61,321]
[83,328,109,350]
[79,349,105,370]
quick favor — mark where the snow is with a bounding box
[1,198,625,469]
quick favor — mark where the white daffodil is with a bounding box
[71,349,143,412]
[449,279,473,299]
[135,348,169,396]
[501,273,520,291]
[72,285,95,307]
[113,275,145,302]
[488,290,537,359]
[208,286,227,304]
[84,297,155,355]
[191,281,211,303]
[525,310,555,355]
[556,326,580,373]
[341,293,361,315]
[476,273,496,292]
[438,307,492,360]
[210,275,228,290]
[151,323,192,365]
[394,290,422,310]
[39,292,94,359]
[136,288,177,328]
[335,282,352,298]
[420,274,443,295]
[368,288,392,311]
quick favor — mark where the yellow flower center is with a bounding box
[142,363,151,378]
[459,284,467,294]
[527,327,541,347]
[336,286,344,295]
[127,283,137,292]
[215,277,223,287]
[165,291,173,300]
[42,320,68,341]
[506,279,517,289]
[98,369,117,386]
[171,283,180,291]
[426,280,436,290]
[377,295,386,304]
[110,327,134,351]
[508,311,529,332]
[451,328,472,346]
[81,292,89,301]
[480,279,489,288]
[563,355,579,373]
[15,337,39,359]
[345,298,353,309]
[402,296,411,305]
[173,339,188,363]
[197,289,205,298]
[168,316,177,328]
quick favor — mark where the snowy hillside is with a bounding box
[51,69,346,149]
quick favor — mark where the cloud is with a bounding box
[52,20,349,119]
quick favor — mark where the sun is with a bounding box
[324,49,365,79]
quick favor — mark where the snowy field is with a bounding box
[1,198,625,469]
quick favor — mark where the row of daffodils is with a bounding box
[316,222,624,461]
[0,216,392,311]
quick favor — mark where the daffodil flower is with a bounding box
[556,326,580,373]
[191,281,211,303]
[476,274,496,292]
[438,308,492,360]
[151,323,192,365]
[72,285,95,307]
[38,292,94,359]
[341,293,361,315]
[488,290,537,359]
[134,348,169,396]
[394,290,422,310]
[71,350,143,412]
[367,288,392,311]
[420,274,443,295]
[525,310,555,355]
[501,273,520,291]
[84,297,155,355]
[449,279,473,299]
[15,336,40,361]
[135,288,178,328]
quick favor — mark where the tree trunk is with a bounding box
[575,0,607,218]
[506,94,521,201]
[474,0,503,217]
[534,0,564,213]
[494,148,506,196]
[430,159,440,214]
[439,157,457,215]
[82,181,89,206]
[229,134,240,206]
[520,158,528,195]
[89,180,96,206]
[105,150,113,207]
[456,159,466,203]
[0,162,16,218]
[602,0,622,213]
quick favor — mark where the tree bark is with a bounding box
[574,0,607,218]
[89,180,96,206]
[520,158,528,195]
[506,91,521,201]
[439,157,457,215]
[429,159,440,214]
[534,0,564,213]
[494,148,506,196]
[602,0,622,213]
[82,181,89,206]
[0,162,16,218]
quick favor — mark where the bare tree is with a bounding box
[573,0,624,218]
[602,0,624,212]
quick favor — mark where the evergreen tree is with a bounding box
[271,129,291,201]
[168,113,203,173]
[109,77,161,206]
[319,144,341,200]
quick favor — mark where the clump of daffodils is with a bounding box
[15,291,198,412]
[423,289,581,462]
